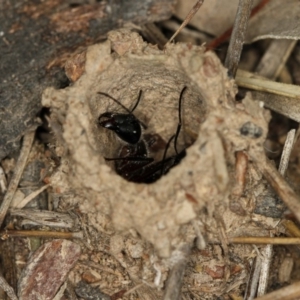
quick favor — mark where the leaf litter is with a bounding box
[2,1,300,299]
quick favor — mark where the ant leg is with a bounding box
[98,92,132,114]
[174,86,187,154]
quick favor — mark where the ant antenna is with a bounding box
[174,86,187,154]
[98,90,143,115]
[130,90,143,113]
[160,134,175,176]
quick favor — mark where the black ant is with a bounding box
[98,87,187,183]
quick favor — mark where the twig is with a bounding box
[233,151,248,196]
[12,184,50,208]
[253,157,300,224]
[257,239,273,297]
[236,69,300,100]
[0,131,35,228]
[230,151,248,214]
[244,257,262,300]
[257,131,295,296]
[166,0,204,45]
[163,244,191,300]
[278,129,296,176]
[282,220,300,237]
[228,237,300,245]
[0,275,18,300]
[0,166,7,193]
[0,230,83,240]
[9,208,74,228]
[224,0,254,77]
[254,280,300,300]
[255,40,297,80]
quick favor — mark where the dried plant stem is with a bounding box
[236,69,300,99]
[236,69,300,122]
[0,131,35,228]
[257,241,273,297]
[0,166,7,193]
[244,257,262,300]
[278,129,296,176]
[228,237,300,245]
[257,131,295,296]
[254,280,300,300]
[0,230,83,240]
[13,184,50,209]
[255,40,297,80]
[163,244,191,300]
[253,157,300,224]
[282,220,300,237]
[166,0,204,45]
[224,0,253,77]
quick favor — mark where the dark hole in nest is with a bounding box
[265,111,298,162]
[36,108,62,166]
[36,107,52,145]
[97,87,195,184]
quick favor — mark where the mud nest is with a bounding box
[41,28,275,297]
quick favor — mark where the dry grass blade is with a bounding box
[0,230,83,240]
[236,69,300,99]
[255,40,296,80]
[228,237,300,245]
[278,129,296,176]
[257,241,273,297]
[282,220,300,237]
[0,131,35,227]
[244,257,262,300]
[236,70,300,122]
[224,0,254,77]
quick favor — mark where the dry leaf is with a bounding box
[246,0,300,42]
[18,239,81,300]
[175,0,260,36]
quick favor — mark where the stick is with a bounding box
[0,275,18,300]
[0,131,35,227]
[163,244,191,300]
[224,0,253,77]
[254,280,300,300]
[253,157,300,224]
[0,230,83,240]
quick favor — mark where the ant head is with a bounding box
[98,91,144,144]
